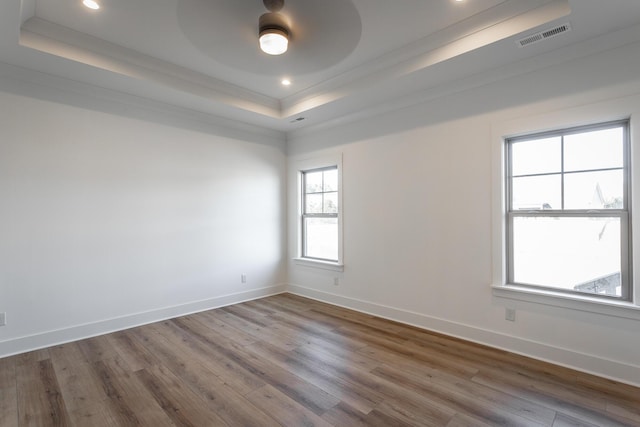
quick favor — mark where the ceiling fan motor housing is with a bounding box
[259,12,289,38]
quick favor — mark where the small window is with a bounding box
[301,166,339,262]
[506,120,631,300]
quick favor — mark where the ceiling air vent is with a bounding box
[516,23,572,48]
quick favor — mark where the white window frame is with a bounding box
[505,120,631,301]
[491,103,640,321]
[293,154,344,271]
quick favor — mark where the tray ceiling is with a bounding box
[1,0,640,133]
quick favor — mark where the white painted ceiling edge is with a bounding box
[9,0,568,130]
[280,1,571,117]
[3,0,640,134]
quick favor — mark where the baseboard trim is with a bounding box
[0,284,287,358]
[287,284,640,388]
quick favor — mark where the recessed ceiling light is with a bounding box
[281,78,291,86]
[83,0,100,10]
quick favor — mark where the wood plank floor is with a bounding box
[1,293,639,427]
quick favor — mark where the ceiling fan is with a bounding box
[259,0,290,55]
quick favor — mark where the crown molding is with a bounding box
[280,0,570,119]
[15,0,570,127]
[0,59,286,148]
[20,17,281,118]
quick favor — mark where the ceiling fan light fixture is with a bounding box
[259,12,289,55]
[82,0,100,10]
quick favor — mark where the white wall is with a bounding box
[2,27,640,389]
[287,38,640,386]
[0,78,287,356]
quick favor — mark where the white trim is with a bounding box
[280,0,571,119]
[492,285,640,321]
[287,284,640,388]
[20,18,280,116]
[294,153,344,266]
[0,284,286,358]
[0,61,285,148]
[292,258,344,272]
[503,120,632,300]
[4,282,640,387]
[491,95,640,312]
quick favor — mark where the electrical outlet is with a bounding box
[333,277,339,286]
[0,312,6,326]
[241,274,247,284]
[505,308,516,322]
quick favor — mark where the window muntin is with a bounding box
[506,120,630,300]
[302,166,339,262]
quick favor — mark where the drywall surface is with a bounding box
[287,39,640,386]
[0,82,287,355]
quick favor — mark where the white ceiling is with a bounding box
[1,0,640,134]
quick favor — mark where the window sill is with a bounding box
[492,285,640,321]
[293,258,344,272]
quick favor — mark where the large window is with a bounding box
[506,120,631,300]
[301,166,339,262]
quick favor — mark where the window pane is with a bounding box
[305,194,323,214]
[305,171,323,194]
[511,175,561,210]
[512,216,621,296]
[564,170,623,210]
[304,217,338,261]
[564,127,623,172]
[324,192,338,213]
[511,137,561,176]
[323,168,338,192]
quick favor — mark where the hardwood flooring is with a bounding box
[1,293,639,426]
